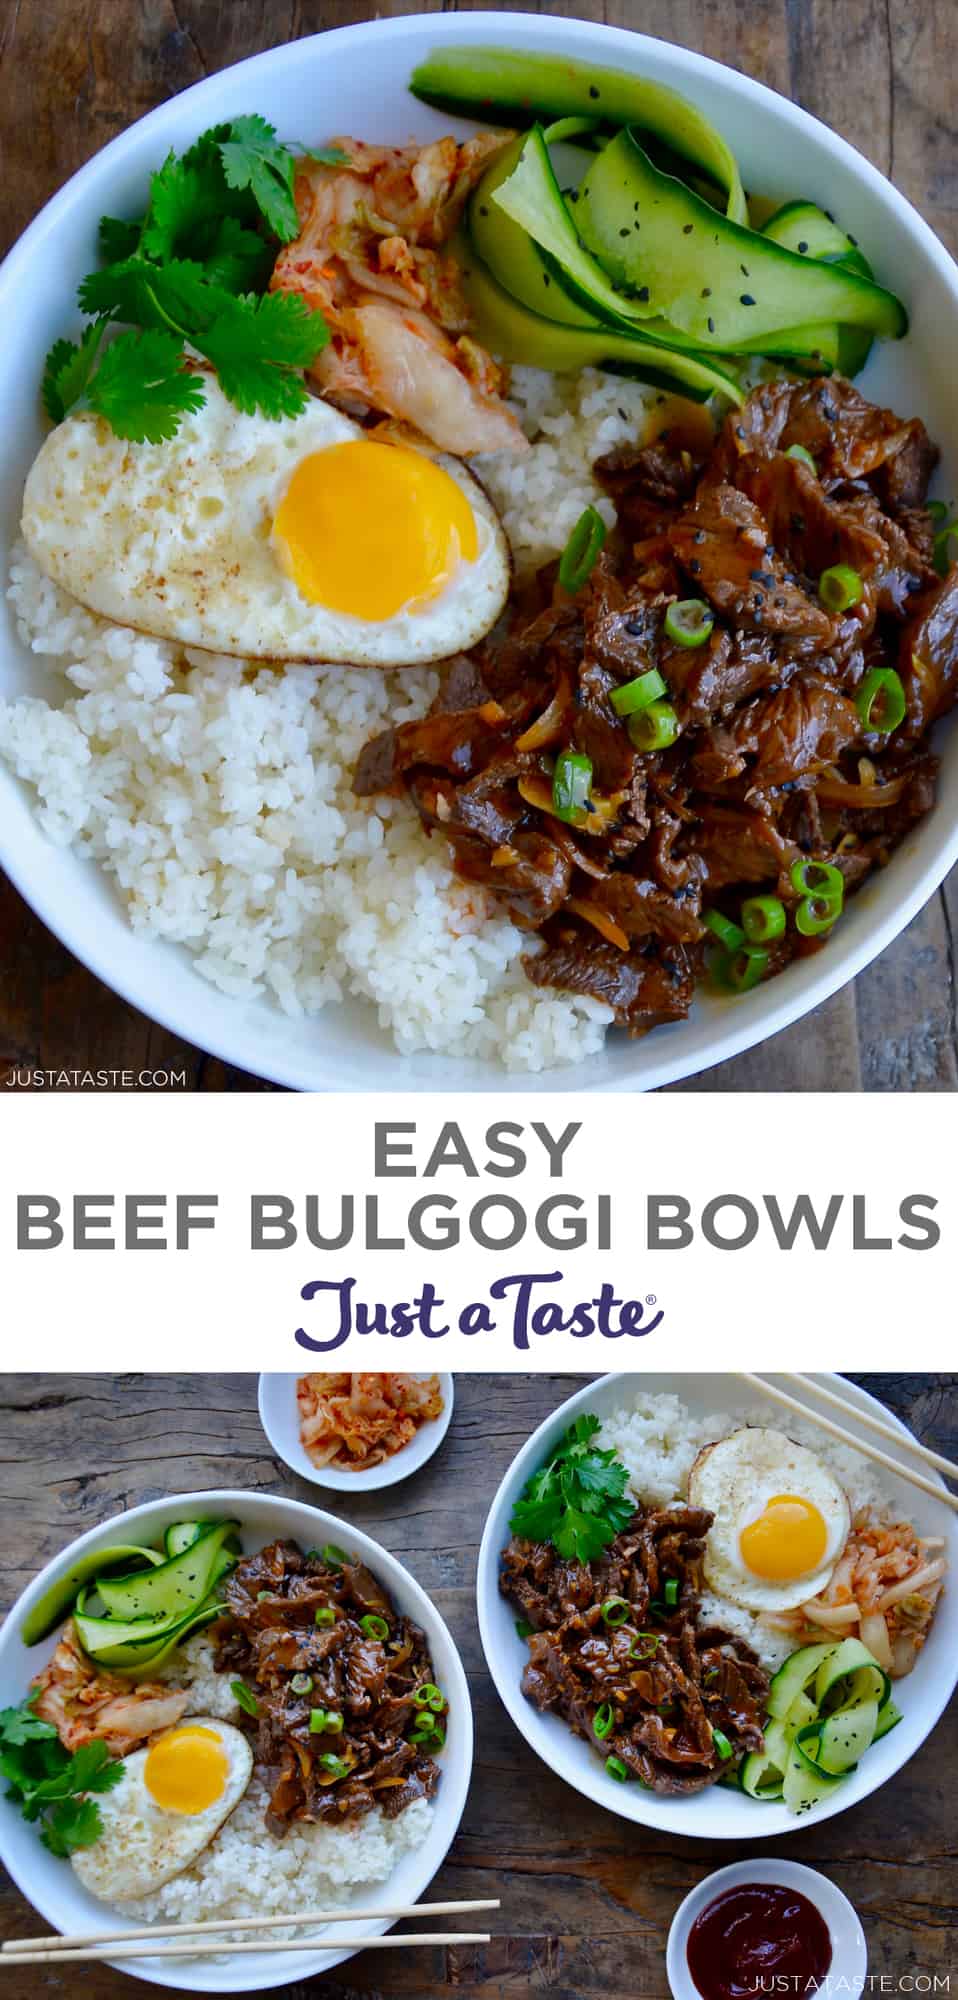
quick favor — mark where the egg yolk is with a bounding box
[272,440,478,621]
[144,1727,229,1815]
[739,1493,828,1581]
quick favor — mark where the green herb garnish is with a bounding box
[0,1701,124,1856]
[509,1414,634,1564]
[41,115,328,443]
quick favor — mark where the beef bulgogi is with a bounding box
[214,1538,446,1830]
[355,375,956,1034]
[501,1502,770,1794]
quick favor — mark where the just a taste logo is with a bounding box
[292,1269,665,1354]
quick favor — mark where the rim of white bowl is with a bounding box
[665,1858,868,2000]
[0,1489,473,1992]
[1,12,957,1090]
[476,1371,955,1837]
[257,1372,455,1490]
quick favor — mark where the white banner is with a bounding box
[0,1092,950,1369]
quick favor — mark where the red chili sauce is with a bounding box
[687,1882,832,2000]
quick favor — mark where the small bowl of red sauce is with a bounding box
[666,1858,867,2000]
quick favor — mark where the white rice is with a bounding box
[597,1391,897,1670]
[0,368,661,1070]
[108,1632,433,1945]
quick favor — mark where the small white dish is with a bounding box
[666,1857,867,1999]
[258,1371,454,1491]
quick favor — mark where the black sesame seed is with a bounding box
[790,513,806,534]
[707,316,715,333]
[848,232,859,246]
[774,595,785,608]
[693,529,706,544]
[740,293,756,307]
[683,223,694,234]
[619,227,631,238]
[618,407,628,421]
[636,285,650,302]
[797,239,809,253]
[750,569,775,585]
[689,558,702,576]
[478,205,489,218]
[740,263,749,275]
[701,286,712,298]
[735,426,747,440]
[589,84,600,98]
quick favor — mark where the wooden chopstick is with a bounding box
[781,1373,958,1481]
[1,1897,500,1955]
[0,1929,491,1966]
[741,1373,958,1512]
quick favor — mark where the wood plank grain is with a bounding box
[0,1372,954,1998]
[0,0,955,1093]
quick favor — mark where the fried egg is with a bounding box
[688,1427,850,1612]
[70,1718,252,1902]
[21,366,510,665]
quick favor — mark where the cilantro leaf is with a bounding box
[0,1702,59,1747]
[42,322,108,423]
[41,1795,105,1858]
[201,216,272,292]
[141,149,230,264]
[79,256,235,333]
[218,114,300,243]
[508,1412,634,1565]
[86,330,206,443]
[99,214,143,263]
[200,290,328,417]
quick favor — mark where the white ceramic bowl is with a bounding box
[476,1373,958,1838]
[666,1858,868,1999]
[0,1489,473,1992]
[258,1372,455,1491]
[1,12,956,1092]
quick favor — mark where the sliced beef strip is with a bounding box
[692,677,862,792]
[590,872,704,945]
[898,563,958,735]
[694,805,803,891]
[670,484,835,642]
[780,377,938,498]
[523,927,694,1033]
[454,825,573,927]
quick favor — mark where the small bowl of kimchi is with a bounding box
[258,1372,455,1492]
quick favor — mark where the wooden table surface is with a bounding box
[0,1372,955,1998]
[2,0,957,1093]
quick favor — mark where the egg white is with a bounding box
[21,364,511,666]
[689,1427,851,1613]
[70,1717,253,1902]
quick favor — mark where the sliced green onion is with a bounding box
[411,1719,446,1750]
[552,748,593,823]
[785,443,817,473]
[314,1606,336,1627]
[321,1543,348,1567]
[594,1702,615,1740]
[712,1727,734,1762]
[360,1613,389,1641]
[664,1578,680,1608]
[601,1596,630,1628]
[703,908,746,954]
[323,1709,344,1734]
[515,1618,533,1639]
[629,1632,660,1658]
[290,1672,314,1695]
[795,895,842,937]
[558,504,606,593]
[318,1752,351,1779]
[818,563,864,612]
[741,894,786,944]
[231,1680,259,1717]
[665,597,714,649]
[790,859,845,900]
[605,1754,629,1782]
[627,699,681,752]
[715,943,769,993]
[856,666,906,734]
[309,1707,329,1733]
[413,1683,445,1712]
[610,667,667,717]
[256,1591,275,1603]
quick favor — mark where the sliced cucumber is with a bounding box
[815,1637,890,1714]
[165,1521,208,1559]
[784,1689,820,1732]
[575,131,907,347]
[409,45,749,220]
[490,125,660,330]
[457,238,742,402]
[20,1544,165,1646]
[763,200,875,376]
[815,1695,878,1774]
[767,1641,836,1720]
[783,1726,846,1814]
[76,1595,221,1671]
[740,1717,790,1799]
[873,1698,903,1743]
[471,133,599,329]
[96,1520,238,1623]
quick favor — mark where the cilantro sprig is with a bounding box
[0,1699,125,1856]
[509,1415,635,1565]
[42,115,329,444]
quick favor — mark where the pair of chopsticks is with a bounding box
[742,1373,958,1512]
[0,1897,500,1966]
